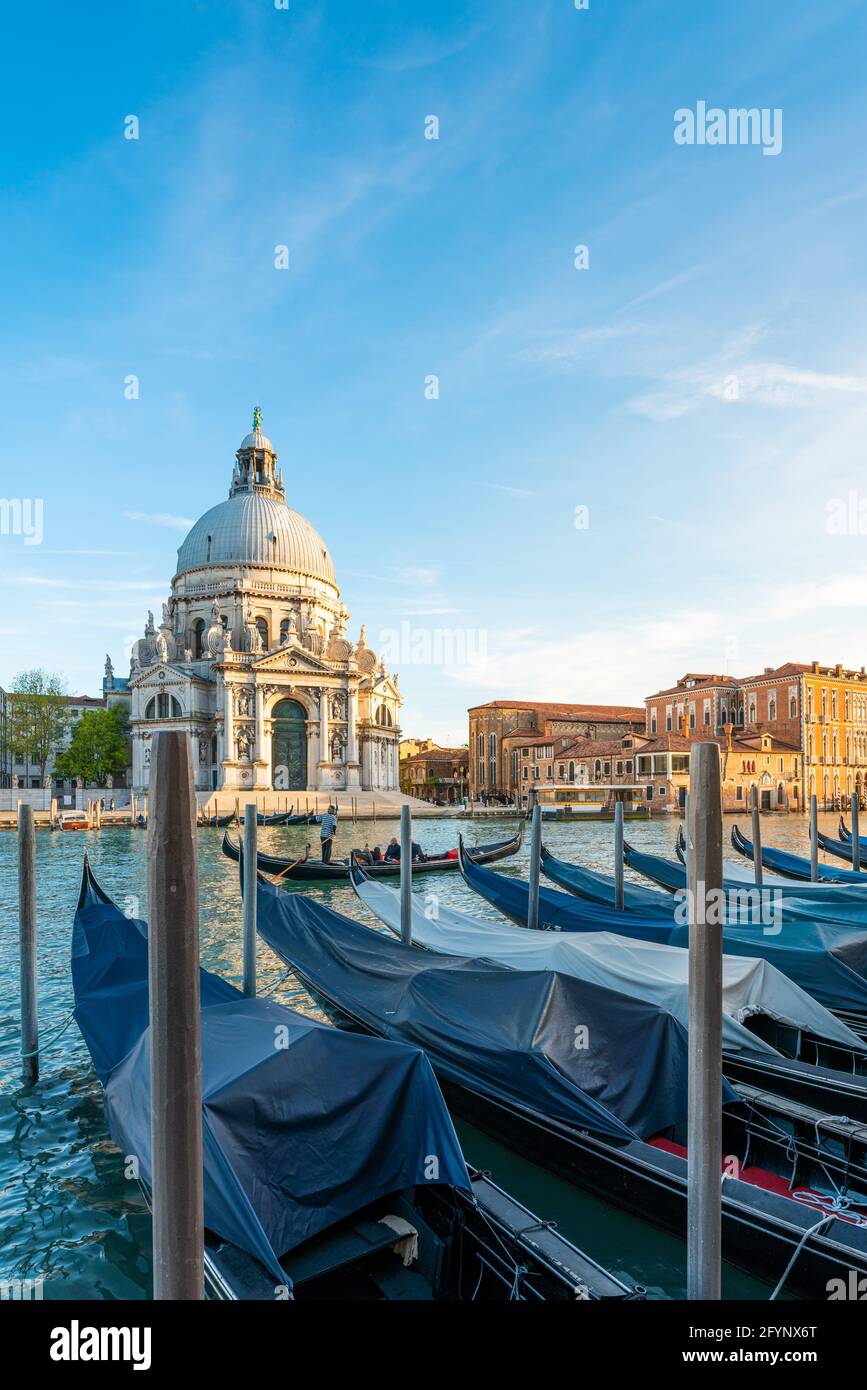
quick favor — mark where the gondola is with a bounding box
[541,839,867,927]
[458,841,867,1024]
[72,855,635,1302]
[254,874,867,1299]
[840,816,867,853]
[817,829,867,867]
[243,807,296,827]
[200,811,237,828]
[351,864,867,1118]
[220,822,523,882]
[730,823,866,884]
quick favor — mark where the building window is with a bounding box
[616,760,623,775]
[478,759,484,784]
[144,694,182,719]
[768,699,776,721]
[651,715,657,733]
[646,786,653,800]
[522,767,528,780]
[558,764,565,778]
[626,759,632,773]
[568,761,575,781]
[736,786,743,800]
[193,619,206,658]
[790,696,796,717]
[255,617,269,650]
[477,733,484,756]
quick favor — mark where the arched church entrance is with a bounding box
[271,699,307,790]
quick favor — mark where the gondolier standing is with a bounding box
[320,804,338,863]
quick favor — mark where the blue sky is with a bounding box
[2,0,867,743]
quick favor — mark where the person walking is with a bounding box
[320,804,338,863]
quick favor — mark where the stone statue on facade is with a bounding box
[206,599,228,658]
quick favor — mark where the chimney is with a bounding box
[724,721,733,751]
[812,661,820,674]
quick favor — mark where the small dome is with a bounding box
[239,429,275,452]
[176,492,338,589]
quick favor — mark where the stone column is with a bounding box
[319,689,330,765]
[348,688,359,763]
[254,685,264,764]
[346,686,361,789]
[223,681,233,765]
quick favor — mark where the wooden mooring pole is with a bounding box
[852,792,861,873]
[750,784,763,887]
[613,800,624,910]
[147,731,204,1300]
[243,804,257,997]
[400,804,412,944]
[686,742,723,1300]
[809,794,819,882]
[527,803,542,932]
[18,804,38,1084]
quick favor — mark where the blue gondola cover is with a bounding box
[255,876,703,1144]
[72,863,470,1284]
[461,851,867,1016]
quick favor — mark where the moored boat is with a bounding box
[458,841,867,1023]
[73,856,631,1301]
[351,864,867,1116]
[531,783,648,820]
[730,823,866,883]
[254,875,867,1299]
[221,822,523,882]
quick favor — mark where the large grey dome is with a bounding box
[176,492,338,588]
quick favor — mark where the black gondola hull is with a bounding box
[222,824,523,881]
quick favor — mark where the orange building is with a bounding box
[645,661,867,810]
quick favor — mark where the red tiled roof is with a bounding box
[470,700,645,721]
[738,663,811,684]
[645,675,741,700]
[634,732,694,754]
[404,747,468,764]
[558,736,633,759]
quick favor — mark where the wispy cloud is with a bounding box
[397,565,439,586]
[474,482,535,498]
[628,358,867,422]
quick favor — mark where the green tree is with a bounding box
[7,669,72,783]
[55,706,129,786]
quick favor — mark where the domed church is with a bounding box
[108,411,402,798]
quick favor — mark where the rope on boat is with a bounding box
[21,1008,76,1059]
[768,1214,835,1301]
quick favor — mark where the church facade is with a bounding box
[105,412,401,798]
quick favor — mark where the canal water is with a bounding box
[0,809,848,1300]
